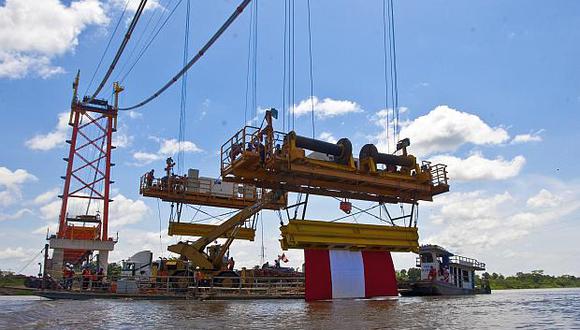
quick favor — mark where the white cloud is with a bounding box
[127,110,142,119]
[109,194,149,228]
[133,151,162,164]
[0,0,109,78]
[0,209,33,222]
[511,131,543,144]
[158,139,202,155]
[380,105,509,157]
[113,132,133,148]
[34,188,60,205]
[0,166,37,206]
[25,112,69,151]
[527,189,562,208]
[33,222,59,236]
[0,247,35,260]
[318,132,337,144]
[0,167,37,188]
[430,153,526,181]
[425,188,580,251]
[291,96,362,119]
[39,200,61,220]
[133,138,202,165]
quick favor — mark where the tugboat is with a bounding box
[400,245,490,296]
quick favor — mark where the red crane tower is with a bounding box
[47,72,123,278]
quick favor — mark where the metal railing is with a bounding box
[449,256,486,270]
[194,276,304,299]
[41,271,305,298]
[140,174,260,202]
[422,161,448,187]
[220,125,287,173]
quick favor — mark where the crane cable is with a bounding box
[112,0,170,84]
[177,0,191,174]
[119,0,253,111]
[381,0,390,153]
[89,0,148,101]
[85,0,130,97]
[243,1,256,125]
[381,0,400,151]
[389,0,400,143]
[118,0,183,85]
[306,0,315,138]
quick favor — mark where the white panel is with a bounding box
[329,250,365,299]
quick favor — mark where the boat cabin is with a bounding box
[416,245,486,290]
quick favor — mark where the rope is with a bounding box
[389,0,400,142]
[17,247,45,274]
[381,0,390,153]
[330,203,381,223]
[119,0,183,84]
[243,2,255,124]
[112,0,169,84]
[85,0,129,97]
[291,0,295,130]
[177,0,191,174]
[120,0,253,111]
[282,0,287,131]
[306,0,315,138]
[89,0,148,101]
[157,199,164,257]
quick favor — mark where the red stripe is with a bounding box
[362,251,398,298]
[304,249,332,301]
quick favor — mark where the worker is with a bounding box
[165,157,175,177]
[81,267,91,290]
[274,258,281,269]
[230,143,242,163]
[227,257,235,271]
[258,143,266,165]
[96,268,104,289]
[146,169,154,187]
[194,267,203,286]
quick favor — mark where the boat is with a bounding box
[399,245,490,296]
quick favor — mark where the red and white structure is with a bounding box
[304,249,398,301]
[47,75,121,278]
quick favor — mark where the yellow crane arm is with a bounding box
[167,190,282,270]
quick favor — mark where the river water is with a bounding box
[1,288,579,329]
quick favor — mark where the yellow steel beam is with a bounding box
[168,222,255,241]
[280,219,419,253]
[225,168,434,203]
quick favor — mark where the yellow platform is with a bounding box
[220,119,449,204]
[168,222,255,241]
[140,175,286,210]
[280,219,419,253]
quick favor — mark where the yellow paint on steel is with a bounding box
[280,219,419,253]
[168,222,255,241]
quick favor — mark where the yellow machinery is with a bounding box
[139,170,286,239]
[280,219,419,253]
[220,110,448,204]
[139,173,286,210]
[214,109,449,253]
[168,222,255,241]
[167,191,284,270]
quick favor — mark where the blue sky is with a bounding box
[1,0,579,276]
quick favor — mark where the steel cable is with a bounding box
[119,0,253,111]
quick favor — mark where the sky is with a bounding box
[0,0,579,276]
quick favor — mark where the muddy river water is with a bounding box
[1,288,579,329]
